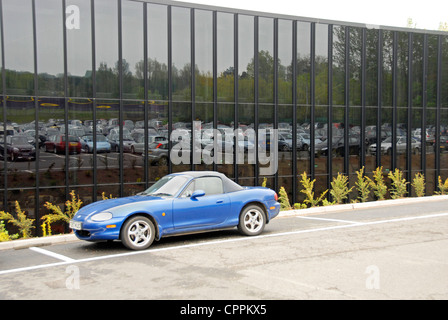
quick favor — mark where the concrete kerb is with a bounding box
[1,195,448,251]
[0,233,78,251]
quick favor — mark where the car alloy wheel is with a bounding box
[238,205,265,236]
[121,216,155,250]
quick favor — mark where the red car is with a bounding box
[44,134,81,154]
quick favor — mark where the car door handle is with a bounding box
[216,200,224,204]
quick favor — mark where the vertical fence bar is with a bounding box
[360,28,367,169]
[406,32,413,194]
[392,31,397,171]
[234,13,239,183]
[421,34,428,180]
[435,35,442,184]
[327,24,333,191]
[167,5,173,174]
[377,29,383,169]
[0,0,7,211]
[292,20,297,204]
[310,22,316,181]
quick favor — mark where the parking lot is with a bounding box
[1,197,448,301]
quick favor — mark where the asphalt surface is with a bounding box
[1,195,448,300]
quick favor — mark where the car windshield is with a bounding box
[139,175,189,197]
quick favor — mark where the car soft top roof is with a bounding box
[172,171,244,193]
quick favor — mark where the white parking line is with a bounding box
[295,216,363,225]
[29,247,75,263]
[1,212,448,276]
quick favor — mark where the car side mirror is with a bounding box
[191,190,205,199]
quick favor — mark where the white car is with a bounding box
[412,128,434,144]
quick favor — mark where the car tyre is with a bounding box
[158,156,168,166]
[121,215,155,250]
[238,204,266,236]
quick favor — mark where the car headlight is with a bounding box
[91,212,113,222]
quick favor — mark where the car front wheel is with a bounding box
[121,215,155,250]
[238,205,266,236]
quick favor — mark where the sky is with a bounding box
[178,0,448,32]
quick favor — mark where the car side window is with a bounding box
[195,177,223,196]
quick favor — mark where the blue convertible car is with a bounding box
[70,171,280,250]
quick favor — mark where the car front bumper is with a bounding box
[70,217,123,241]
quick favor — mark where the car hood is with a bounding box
[75,195,166,218]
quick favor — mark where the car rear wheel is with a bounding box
[121,215,155,250]
[158,156,168,166]
[238,204,265,236]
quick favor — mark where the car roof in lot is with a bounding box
[171,171,225,178]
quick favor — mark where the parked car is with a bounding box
[80,135,111,153]
[335,134,362,156]
[314,136,333,156]
[131,134,167,154]
[434,135,448,153]
[412,128,434,145]
[23,129,47,149]
[144,141,169,165]
[44,134,81,154]
[315,134,362,157]
[297,132,321,152]
[278,132,296,151]
[107,128,134,153]
[0,135,36,161]
[0,125,15,136]
[369,136,420,155]
[69,171,280,250]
